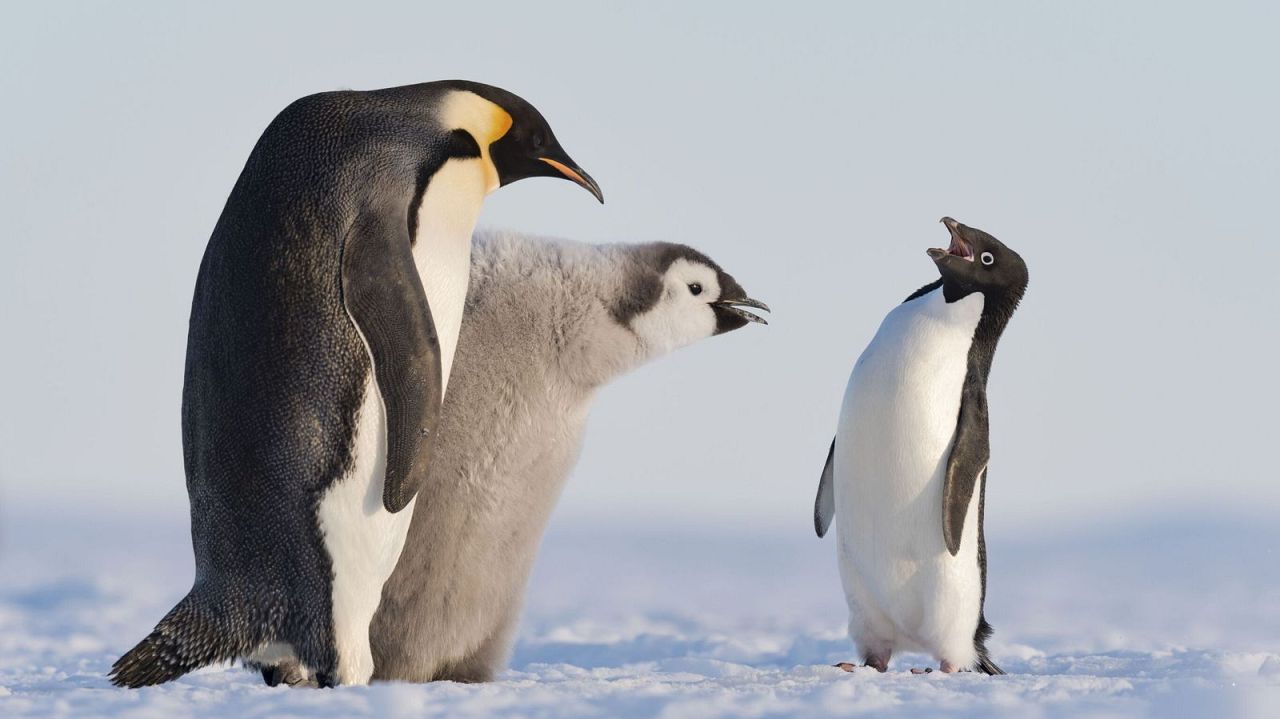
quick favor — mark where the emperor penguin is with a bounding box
[360,230,768,684]
[813,218,1028,675]
[110,81,602,689]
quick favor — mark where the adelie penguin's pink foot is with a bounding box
[834,662,859,672]
[940,660,963,674]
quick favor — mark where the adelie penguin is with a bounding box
[110,81,601,689]
[813,217,1028,675]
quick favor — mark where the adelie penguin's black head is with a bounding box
[927,217,1029,307]
[450,81,604,203]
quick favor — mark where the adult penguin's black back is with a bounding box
[110,81,601,688]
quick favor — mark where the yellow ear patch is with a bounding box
[437,90,513,193]
[486,104,514,145]
[438,90,514,143]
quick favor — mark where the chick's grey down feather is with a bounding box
[369,229,756,682]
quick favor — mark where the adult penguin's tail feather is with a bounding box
[109,588,257,688]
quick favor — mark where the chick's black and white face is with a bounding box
[630,258,723,354]
[626,247,768,357]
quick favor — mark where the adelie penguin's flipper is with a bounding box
[109,589,255,688]
[814,438,836,538]
[942,387,990,556]
[341,204,444,514]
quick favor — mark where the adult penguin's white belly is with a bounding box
[317,157,488,684]
[834,288,986,661]
[409,157,489,391]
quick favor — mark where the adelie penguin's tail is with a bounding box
[973,615,1005,676]
[110,588,255,688]
[975,653,1005,675]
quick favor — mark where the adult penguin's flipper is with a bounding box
[341,206,443,513]
[814,438,836,537]
[943,387,990,555]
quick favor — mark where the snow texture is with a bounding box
[1,506,1277,718]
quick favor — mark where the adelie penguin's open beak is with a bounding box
[927,216,974,263]
[539,157,604,204]
[713,296,771,326]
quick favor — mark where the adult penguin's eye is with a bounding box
[980,252,995,266]
[688,283,703,296]
[532,133,546,149]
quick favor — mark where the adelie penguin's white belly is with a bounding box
[316,157,487,684]
[833,287,985,664]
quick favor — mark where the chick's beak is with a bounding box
[713,296,770,325]
[538,157,604,204]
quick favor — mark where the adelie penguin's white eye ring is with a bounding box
[980,252,995,266]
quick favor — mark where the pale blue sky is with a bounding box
[2,1,1277,532]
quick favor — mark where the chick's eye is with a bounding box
[980,251,995,266]
[688,282,703,296]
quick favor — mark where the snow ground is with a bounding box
[1,505,1277,718]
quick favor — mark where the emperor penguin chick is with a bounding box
[814,218,1028,675]
[368,229,768,683]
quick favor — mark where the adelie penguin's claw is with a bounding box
[910,667,934,674]
[261,665,284,687]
